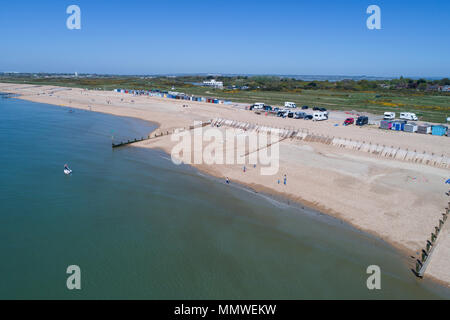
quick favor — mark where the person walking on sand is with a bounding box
[243,166,246,173]
[226,177,230,184]
[283,174,287,186]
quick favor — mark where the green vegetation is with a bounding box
[1,74,449,123]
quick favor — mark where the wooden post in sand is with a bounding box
[431,232,437,243]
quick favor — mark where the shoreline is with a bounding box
[4,89,412,253]
[143,144,450,294]
[148,143,416,258]
[1,84,449,288]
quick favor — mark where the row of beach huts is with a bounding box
[380,120,449,136]
[113,88,233,105]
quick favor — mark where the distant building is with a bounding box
[426,84,440,91]
[203,79,223,89]
[441,85,450,92]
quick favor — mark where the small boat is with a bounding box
[64,164,72,175]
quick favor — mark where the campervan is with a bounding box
[285,102,297,108]
[313,112,328,121]
[384,112,396,120]
[400,112,418,121]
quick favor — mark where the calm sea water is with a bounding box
[0,97,448,299]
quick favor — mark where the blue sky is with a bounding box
[0,0,449,77]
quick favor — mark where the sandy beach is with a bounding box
[1,83,449,287]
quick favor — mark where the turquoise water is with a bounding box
[0,97,449,299]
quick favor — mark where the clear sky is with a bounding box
[0,0,449,77]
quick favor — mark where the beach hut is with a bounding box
[391,121,405,131]
[404,123,418,133]
[431,125,448,136]
[417,125,432,134]
[380,120,393,130]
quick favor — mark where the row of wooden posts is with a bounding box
[112,121,212,148]
[415,202,449,277]
[212,118,450,169]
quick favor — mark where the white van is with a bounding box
[313,112,328,121]
[400,112,418,121]
[384,112,396,120]
[253,102,265,110]
[285,102,297,108]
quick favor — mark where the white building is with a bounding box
[203,79,224,89]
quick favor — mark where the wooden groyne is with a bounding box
[414,202,449,278]
[212,118,450,169]
[112,136,152,148]
[112,120,212,148]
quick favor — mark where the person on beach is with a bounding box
[243,166,246,173]
[284,175,287,185]
[226,177,230,184]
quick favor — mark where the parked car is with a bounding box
[319,108,327,112]
[277,110,286,117]
[344,118,354,126]
[356,116,369,126]
[302,106,309,110]
[304,115,313,120]
[294,111,306,119]
[313,107,320,111]
[252,103,265,110]
[263,105,272,111]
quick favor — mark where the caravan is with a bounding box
[384,112,396,120]
[284,102,297,108]
[313,112,328,121]
[400,112,418,121]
